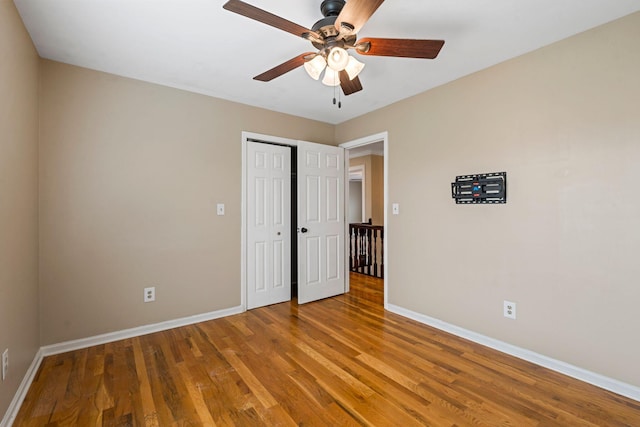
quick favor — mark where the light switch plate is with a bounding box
[392,203,400,215]
[216,203,225,215]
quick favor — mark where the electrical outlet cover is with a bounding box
[504,300,517,319]
[144,286,156,303]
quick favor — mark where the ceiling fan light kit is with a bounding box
[305,48,365,86]
[344,56,365,80]
[303,55,327,80]
[327,47,350,71]
[322,69,341,87]
[222,0,444,102]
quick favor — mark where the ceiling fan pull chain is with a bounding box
[331,84,342,108]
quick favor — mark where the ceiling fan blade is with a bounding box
[335,0,385,35]
[339,71,363,96]
[253,53,314,82]
[356,38,445,59]
[223,0,315,39]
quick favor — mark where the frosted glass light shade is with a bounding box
[321,69,340,86]
[303,55,327,80]
[326,47,349,71]
[344,56,365,80]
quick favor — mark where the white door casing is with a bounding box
[297,141,345,304]
[246,141,291,309]
[339,132,389,306]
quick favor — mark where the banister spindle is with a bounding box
[347,223,384,278]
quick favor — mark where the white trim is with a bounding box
[1,349,44,427]
[241,132,247,311]
[387,303,640,403]
[340,132,389,306]
[40,305,243,356]
[1,304,243,426]
[340,132,388,150]
[348,165,364,181]
[343,153,351,294]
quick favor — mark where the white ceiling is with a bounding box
[14,0,640,125]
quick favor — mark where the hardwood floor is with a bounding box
[14,273,640,426]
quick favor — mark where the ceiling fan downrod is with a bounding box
[320,0,345,18]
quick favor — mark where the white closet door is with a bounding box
[246,141,291,309]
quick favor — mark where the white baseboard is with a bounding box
[386,303,640,403]
[1,348,43,427]
[1,305,244,426]
[40,305,244,356]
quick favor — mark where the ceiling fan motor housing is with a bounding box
[311,0,356,51]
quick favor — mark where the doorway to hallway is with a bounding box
[340,132,388,307]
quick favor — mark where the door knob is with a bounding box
[300,227,308,233]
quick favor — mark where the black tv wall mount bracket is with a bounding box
[451,172,507,204]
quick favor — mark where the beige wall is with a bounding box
[38,60,334,345]
[337,12,640,387]
[370,155,384,226]
[0,0,40,418]
[349,156,372,222]
[349,154,384,225]
[348,180,363,223]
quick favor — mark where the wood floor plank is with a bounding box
[283,329,441,424]
[13,273,640,426]
[131,338,159,426]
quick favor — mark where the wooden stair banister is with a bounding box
[349,223,384,278]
